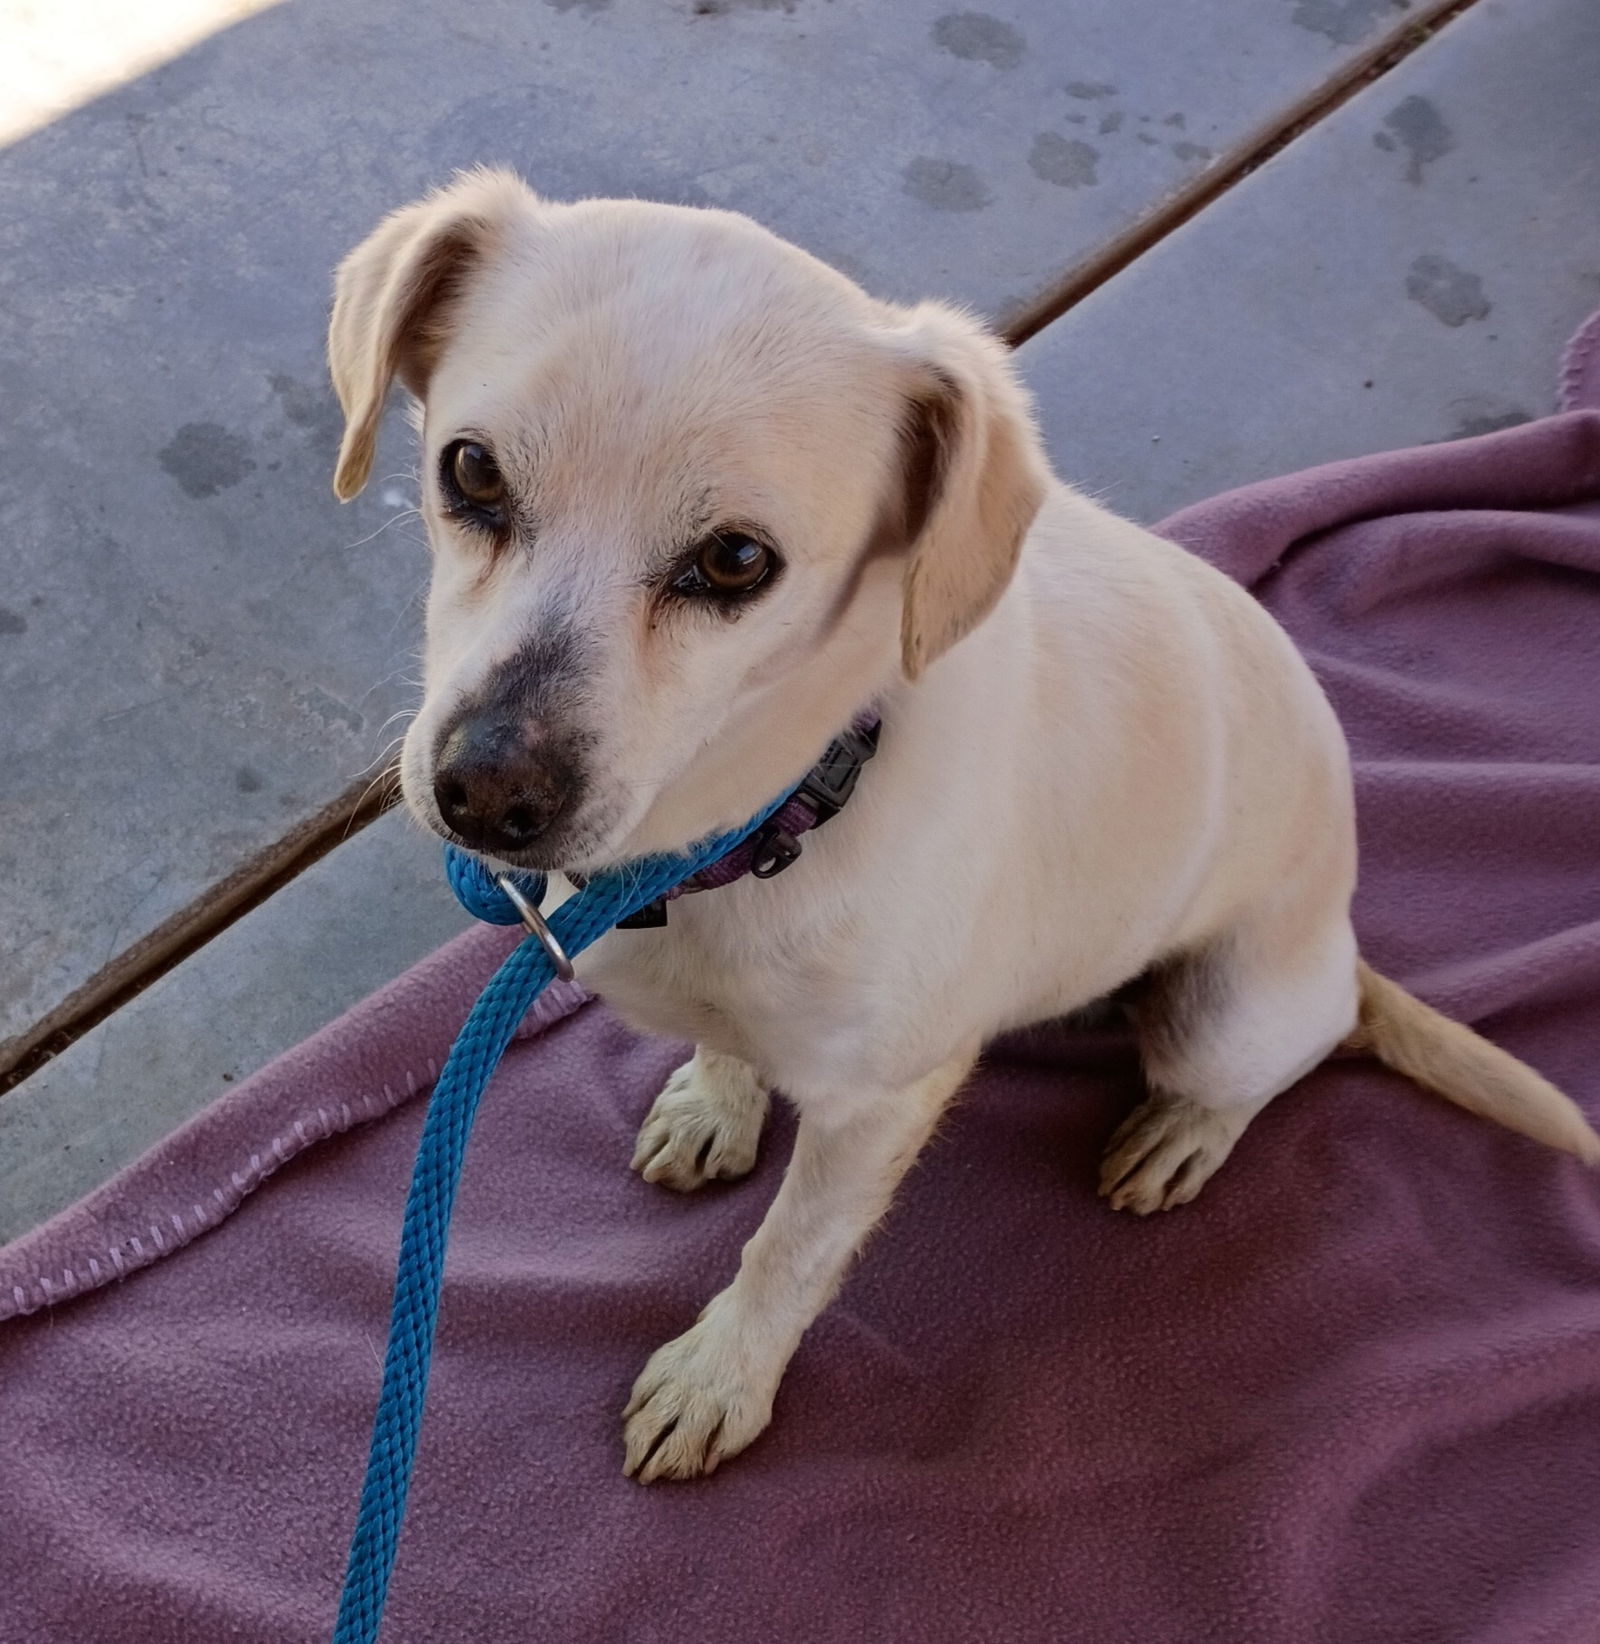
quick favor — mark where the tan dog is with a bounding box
[328,169,1599,1483]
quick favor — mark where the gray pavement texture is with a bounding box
[6,0,1599,1240]
[0,0,1449,1062]
[1025,0,1600,521]
[0,811,467,1243]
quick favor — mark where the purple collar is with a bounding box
[614,716,880,929]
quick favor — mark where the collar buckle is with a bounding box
[793,719,880,826]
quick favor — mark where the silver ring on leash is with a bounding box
[496,875,576,981]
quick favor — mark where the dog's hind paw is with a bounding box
[1097,1094,1252,1215]
[631,1048,768,1192]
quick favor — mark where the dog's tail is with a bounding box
[1347,961,1600,1163]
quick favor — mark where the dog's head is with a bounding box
[329,169,1048,871]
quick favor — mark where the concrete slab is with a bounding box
[1021,0,1600,522]
[0,810,469,1244]
[0,0,1456,1067]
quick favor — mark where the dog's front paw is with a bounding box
[622,1315,778,1483]
[630,1050,767,1192]
[1098,1094,1253,1214]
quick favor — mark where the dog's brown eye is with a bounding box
[680,532,774,597]
[446,441,504,508]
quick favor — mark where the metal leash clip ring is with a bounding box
[495,874,576,981]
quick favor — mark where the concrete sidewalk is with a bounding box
[4,0,1598,1242]
[0,0,1441,1075]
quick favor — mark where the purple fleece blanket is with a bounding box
[4,320,1600,1644]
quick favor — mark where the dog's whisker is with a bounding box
[359,741,408,784]
[344,765,404,836]
[340,509,422,552]
[371,707,417,743]
[383,589,430,648]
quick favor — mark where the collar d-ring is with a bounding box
[495,875,576,981]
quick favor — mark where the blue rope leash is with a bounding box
[331,794,792,1644]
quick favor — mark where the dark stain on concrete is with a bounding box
[158,423,257,499]
[0,607,26,636]
[1172,141,1213,163]
[1291,0,1408,46]
[1099,110,1125,134]
[1447,407,1532,440]
[1064,80,1117,99]
[295,685,364,736]
[1137,131,1159,146]
[815,246,871,283]
[903,156,992,211]
[1029,133,1099,188]
[818,246,871,284]
[269,373,344,445]
[235,766,265,793]
[1405,255,1491,326]
[546,0,612,10]
[1163,112,1186,128]
[693,0,794,13]
[1378,95,1453,184]
[931,12,1026,69]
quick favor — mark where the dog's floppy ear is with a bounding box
[882,305,1050,679]
[327,168,538,501]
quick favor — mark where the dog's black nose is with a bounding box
[432,715,576,856]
